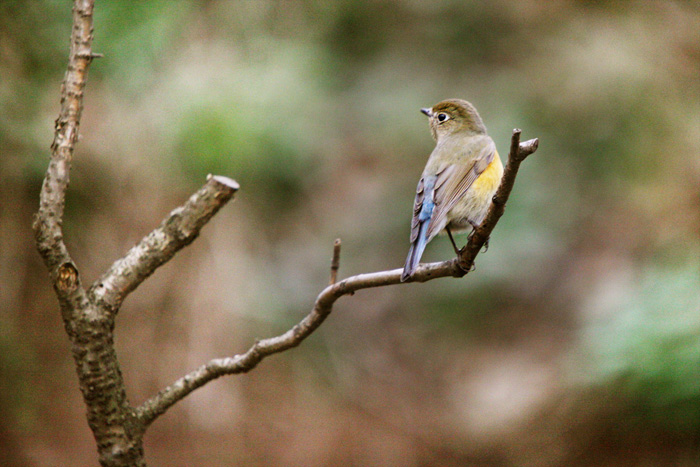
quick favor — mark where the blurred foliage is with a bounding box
[1,0,699,465]
[577,254,700,432]
[174,101,312,209]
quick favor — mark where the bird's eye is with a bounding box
[436,113,449,123]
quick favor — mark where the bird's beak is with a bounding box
[420,107,432,117]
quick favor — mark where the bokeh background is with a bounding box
[2,1,699,465]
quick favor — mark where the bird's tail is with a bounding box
[401,221,430,282]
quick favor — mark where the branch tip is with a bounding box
[208,174,240,191]
[509,129,522,161]
[330,238,341,285]
[519,138,539,158]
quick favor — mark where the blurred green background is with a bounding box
[1,1,699,465]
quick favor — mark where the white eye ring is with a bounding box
[436,112,450,123]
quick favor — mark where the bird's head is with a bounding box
[421,99,487,141]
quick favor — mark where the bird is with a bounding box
[401,99,503,282]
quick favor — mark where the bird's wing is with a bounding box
[408,176,434,243]
[403,175,437,281]
[426,139,496,239]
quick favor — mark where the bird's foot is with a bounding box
[467,221,489,253]
[456,257,476,274]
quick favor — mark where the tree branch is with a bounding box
[455,130,539,275]
[32,2,241,465]
[37,2,539,462]
[31,3,150,466]
[88,175,239,316]
[136,129,539,426]
[32,0,95,326]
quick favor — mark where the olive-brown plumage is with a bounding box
[401,99,503,281]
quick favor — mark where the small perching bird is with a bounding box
[401,99,503,282]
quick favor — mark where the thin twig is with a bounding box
[330,238,341,285]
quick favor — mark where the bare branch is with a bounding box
[32,0,96,322]
[136,129,539,425]
[136,261,459,425]
[32,3,242,464]
[330,238,342,285]
[32,3,149,466]
[88,175,239,315]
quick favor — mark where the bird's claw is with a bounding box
[456,258,476,274]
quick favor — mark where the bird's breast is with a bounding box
[446,153,504,230]
[470,153,503,197]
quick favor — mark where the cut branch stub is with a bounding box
[88,175,240,315]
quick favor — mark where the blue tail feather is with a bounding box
[401,220,430,282]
